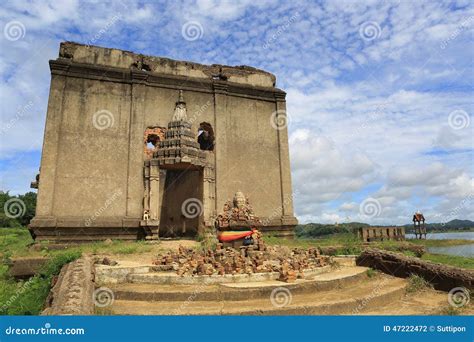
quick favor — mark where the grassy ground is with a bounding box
[0,227,155,259]
[0,250,81,315]
[0,227,201,315]
[406,238,473,247]
[406,274,433,293]
[264,233,360,248]
[420,253,474,269]
[0,227,34,258]
[4,227,469,259]
[264,233,474,269]
[0,227,157,315]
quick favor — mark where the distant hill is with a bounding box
[295,222,369,238]
[403,219,474,233]
[296,219,474,238]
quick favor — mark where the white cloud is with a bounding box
[0,0,472,226]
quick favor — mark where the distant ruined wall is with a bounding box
[358,227,405,242]
[30,42,297,241]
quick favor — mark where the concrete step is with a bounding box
[125,265,333,285]
[111,266,370,301]
[98,263,333,285]
[110,275,407,315]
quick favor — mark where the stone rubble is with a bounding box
[153,242,330,282]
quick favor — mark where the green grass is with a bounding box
[0,275,51,315]
[421,253,474,269]
[406,274,433,293]
[308,233,362,247]
[0,227,154,259]
[108,240,153,254]
[366,268,377,278]
[0,250,81,315]
[0,227,154,315]
[111,243,139,255]
[439,305,462,316]
[264,233,363,257]
[264,233,354,247]
[265,233,421,256]
[0,227,34,257]
[94,307,114,315]
[33,239,153,257]
[407,238,473,247]
[402,250,417,257]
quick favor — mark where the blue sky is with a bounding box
[0,0,473,225]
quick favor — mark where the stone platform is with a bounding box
[42,251,470,315]
[95,251,470,315]
[102,265,412,315]
[106,266,369,302]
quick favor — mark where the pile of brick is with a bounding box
[153,242,330,282]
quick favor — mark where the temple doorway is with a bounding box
[159,169,203,238]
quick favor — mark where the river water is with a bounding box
[406,232,474,257]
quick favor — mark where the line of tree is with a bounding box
[296,220,474,238]
[404,219,474,233]
[295,222,370,238]
[0,191,37,227]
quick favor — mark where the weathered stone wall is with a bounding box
[356,249,473,291]
[216,96,283,217]
[30,42,297,241]
[59,41,276,88]
[42,256,95,315]
[358,226,405,242]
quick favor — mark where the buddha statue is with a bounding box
[233,191,246,208]
[215,191,261,230]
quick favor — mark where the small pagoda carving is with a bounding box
[153,90,206,168]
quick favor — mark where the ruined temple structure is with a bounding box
[29,42,298,242]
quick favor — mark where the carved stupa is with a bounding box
[153,90,206,168]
